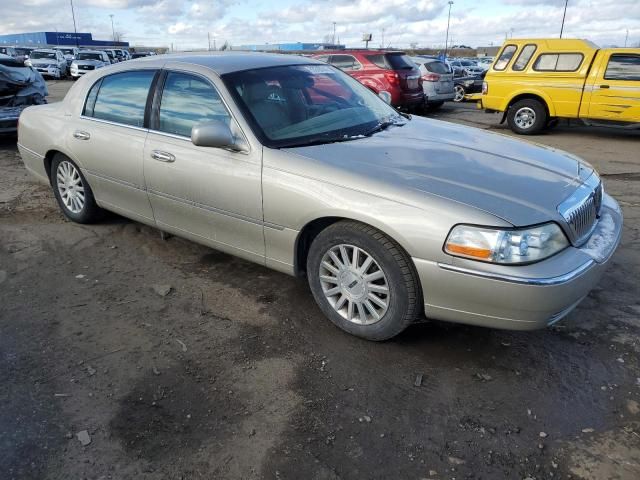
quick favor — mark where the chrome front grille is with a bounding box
[557,176,603,245]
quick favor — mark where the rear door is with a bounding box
[69,69,157,223]
[586,52,640,122]
[143,64,264,263]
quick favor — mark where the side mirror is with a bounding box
[378,91,392,104]
[191,120,241,150]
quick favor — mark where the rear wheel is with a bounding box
[507,98,547,135]
[453,85,465,102]
[307,221,422,341]
[50,154,102,223]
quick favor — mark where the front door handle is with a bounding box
[599,84,610,89]
[151,150,176,163]
[73,130,90,140]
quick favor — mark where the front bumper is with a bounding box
[413,194,623,330]
[34,66,60,77]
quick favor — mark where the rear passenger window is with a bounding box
[604,54,640,81]
[330,55,362,71]
[494,45,517,71]
[158,72,231,137]
[533,53,584,72]
[88,71,155,127]
[512,44,537,71]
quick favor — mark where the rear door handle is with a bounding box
[599,84,610,89]
[73,130,90,140]
[151,150,176,163]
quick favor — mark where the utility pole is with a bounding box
[208,32,211,51]
[70,0,79,47]
[625,29,629,47]
[109,14,115,43]
[381,28,385,48]
[444,1,454,58]
[560,0,569,38]
[332,22,336,45]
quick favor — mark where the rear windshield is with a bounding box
[366,53,415,70]
[424,61,449,74]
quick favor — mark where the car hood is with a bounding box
[73,59,103,66]
[284,117,593,226]
[30,60,56,66]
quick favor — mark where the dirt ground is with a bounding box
[1,81,639,480]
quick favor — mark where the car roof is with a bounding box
[129,51,323,75]
[79,50,105,54]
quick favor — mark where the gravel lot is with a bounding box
[1,80,639,480]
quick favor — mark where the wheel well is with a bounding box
[506,94,550,121]
[43,149,62,182]
[294,217,343,277]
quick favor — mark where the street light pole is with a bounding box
[625,29,629,47]
[70,0,79,48]
[444,1,454,58]
[109,14,115,43]
[332,22,336,45]
[560,0,569,38]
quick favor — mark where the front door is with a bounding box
[587,52,640,122]
[143,67,264,263]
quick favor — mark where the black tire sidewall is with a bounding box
[508,99,547,135]
[307,222,419,341]
[50,154,100,224]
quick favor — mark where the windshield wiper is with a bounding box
[362,118,406,137]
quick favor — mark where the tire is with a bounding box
[306,220,422,341]
[50,154,102,223]
[507,98,548,135]
[453,85,465,102]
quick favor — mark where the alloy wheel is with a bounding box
[56,160,85,214]
[318,244,390,325]
[514,106,536,130]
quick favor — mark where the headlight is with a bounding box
[444,223,568,264]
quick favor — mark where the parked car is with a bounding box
[409,57,454,109]
[113,49,130,61]
[17,53,622,340]
[25,49,68,79]
[55,47,79,67]
[481,38,640,134]
[454,71,486,102]
[0,56,47,134]
[448,59,484,76]
[131,52,152,59]
[311,50,424,110]
[14,47,35,64]
[70,51,111,79]
[0,46,18,58]
[102,50,118,64]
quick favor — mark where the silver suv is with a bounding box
[411,57,454,109]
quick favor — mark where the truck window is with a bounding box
[533,53,584,72]
[604,54,640,81]
[494,45,517,71]
[512,44,537,71]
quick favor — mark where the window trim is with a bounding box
[493,44,517,71]
[603,53,640,81]
[511,44,537,72]
[80,69,159,129]
[532,52,585,72]
[149,68,251,152]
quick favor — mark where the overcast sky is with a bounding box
[0,0,638,49]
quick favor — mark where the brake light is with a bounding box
[384,71,399,85]
[422,73,441,82]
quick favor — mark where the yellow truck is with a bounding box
[480,39,640,134]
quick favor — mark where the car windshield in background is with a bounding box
[15,48,32,55]
[77,53,102,61]
[60,49,74,55]
[223,64,405,149]
[31,51,56,59]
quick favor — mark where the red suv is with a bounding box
[312,50,424,110]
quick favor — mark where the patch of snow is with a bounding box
[581,213,616,262]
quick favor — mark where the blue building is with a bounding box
[237,42,344,52]
[0,32,129,48]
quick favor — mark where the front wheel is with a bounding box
[50,154,102,223]
[307,221,422,341]
[453,85,465,102]
[507,99,548,135]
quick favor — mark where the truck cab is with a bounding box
[481,39,640,134]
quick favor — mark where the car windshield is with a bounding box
[105,52,114,57]
[223,64,406,149]
[15,48,32,55]
[31,51,56,59]
[60,49,74,55]
[77,53,102,61]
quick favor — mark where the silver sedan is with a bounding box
[17,53,622,340]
